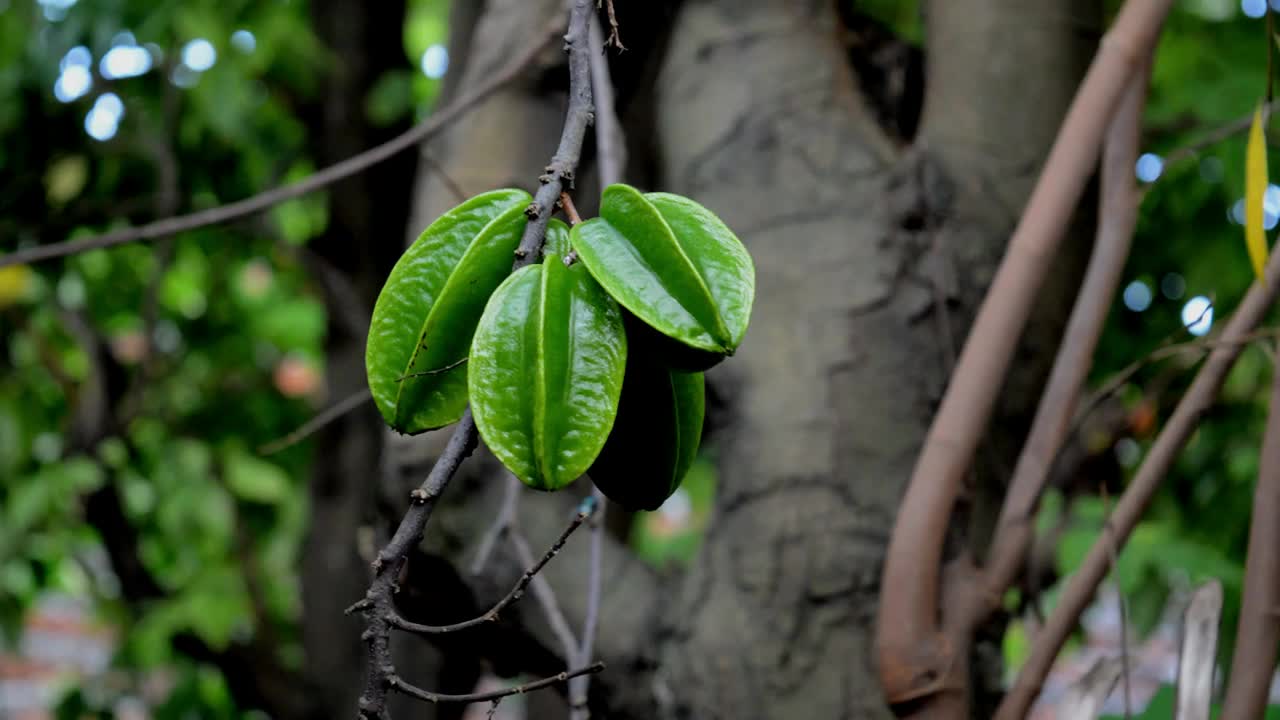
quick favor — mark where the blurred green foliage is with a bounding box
[0,0,449,714]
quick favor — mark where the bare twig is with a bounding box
[392,663,605,705]
[600,0,625,50]
[1219,342,1280,719]
[560,192,584,225]
[470,476,522,575]
[510,525,582,660]
[421,150,470,203]
[1158,97,1280,172]
[572,488,607,718]
[995,246,1280,720]
[354,3,598,717]
[258,388,372,455]
[515,2,596,265]
[588,15,627,188]
[383,500,593,635]
[0,25,559,269]
[1176,581,1223,720]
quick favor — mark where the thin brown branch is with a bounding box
[1159,97,1280,172]
[258,388,372,455]
[560,192,584,225]
[983,62,1149,602]
[510,524,582,661]
[588,14,626,188]
[1219,345,1280,718]
[381,500,592,636]
[421,150,470,203]
[1074,319,1280,424]
[877,0,1174,705]
[391,663,605,704]
[0,24,559,269]
[995,247,1280,720]
[600,0,625,51]
[572,488,607,718]
[470,476,522,575]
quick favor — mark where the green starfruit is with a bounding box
[365,188,531,435]
[469,221,627,491]
[589,356,704,512]
[570,184,754,370]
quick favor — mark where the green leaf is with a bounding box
[366,188,532,434]
[222,446,291,504]
[589,353,704,511]
[469,220,627,491]
[570,184,754,369]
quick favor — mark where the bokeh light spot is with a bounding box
[1122,280,1153,312]
[1135,153,1164,183]
[1181,295,1214,336]
[231,29,256,53]
[421,44,449,79]
[54,64,92,102]
[1161,272,1186,300]
[181,38,217,72]
[84,92,124,141]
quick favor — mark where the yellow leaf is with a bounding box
[0,265,33,308]
[1246,103,1269,280]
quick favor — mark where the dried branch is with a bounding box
[421,150,470,203]
[1159,96,1280,174]
[600,0,625,51]
[994,247,1280,720]
[571,488,607,718]
[588,14,627,188]
[0,24,559,270]
[510,525,582,662]
[391,663,605,705]
[259,388,372,455]
[470,476,522,575]
[353,2,598,717]
[381,500,593,636]
[1219,347,1280,718]
[877,0,1174,705]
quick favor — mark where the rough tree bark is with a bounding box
[379,1,1100,718]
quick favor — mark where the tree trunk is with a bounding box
[387,1,1101,718]
[298,0,422,716]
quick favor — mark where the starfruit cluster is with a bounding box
[365,184,754,511]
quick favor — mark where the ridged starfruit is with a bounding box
[589,355,705,512]
[365,189,532,434]
[469,221,627,491]
[570,184,754,370]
